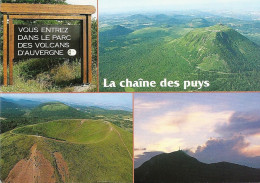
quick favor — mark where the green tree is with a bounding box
[92,18,97,68]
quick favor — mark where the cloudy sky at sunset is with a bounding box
[134,93,260,168]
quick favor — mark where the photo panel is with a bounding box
[99,0,260,92]
[134,92,260,182]
[1,93,133,183]
[0,1,97,92]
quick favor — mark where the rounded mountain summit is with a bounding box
[1,118,133,182]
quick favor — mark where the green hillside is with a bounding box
[174,24,260,72]
[29,102,87,119]
[1,101,86,134]
[14,120,111,144]
[1,100,133,134]
[187,18,211,28]
[0,98,26,118]
[100,25,133,37]
[1,98,30,133]
[1,119,133,183]
[82,106,133,132]
[135,151,260,183]
[100,23,260,91]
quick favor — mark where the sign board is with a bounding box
[14,25,82,58]
[0,3,96,86]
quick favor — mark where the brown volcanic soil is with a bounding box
[54,152,69,182]
[5,144,56,183]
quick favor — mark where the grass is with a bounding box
[125,87,135,92]
[13,120,111,144]
[0,131,37,180]
[41,104,70,111]
[1,119,133,183]
[0,59,97,92]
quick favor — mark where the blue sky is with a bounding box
[99,0,260,14]
[134,93,260,167]
[1,93,132,109]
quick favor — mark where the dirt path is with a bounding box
[72,84,96,92]
[5,144,56,183]
[172,45,191,66]
[111,124,133,160]
[10,120,113,145]
[10,130,67,143]
[80,119,87,125]
[196,66,234,75]
[54,152,69,182]
[70,119,88,134]
[172,44,234,75]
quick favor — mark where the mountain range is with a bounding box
[0,97,132,133]
[100,14,260,91]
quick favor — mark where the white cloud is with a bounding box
[135,99,170,110]
[146,138,184,153]
[244,135,260,156]
[135,104,234,154]
[142,104,234,135]
[134,137,184,157]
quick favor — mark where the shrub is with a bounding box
[52,62,76,85]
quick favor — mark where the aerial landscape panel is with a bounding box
[0,93,133,183]
[99,0,260,92]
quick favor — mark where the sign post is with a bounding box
[0,3,96,86]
